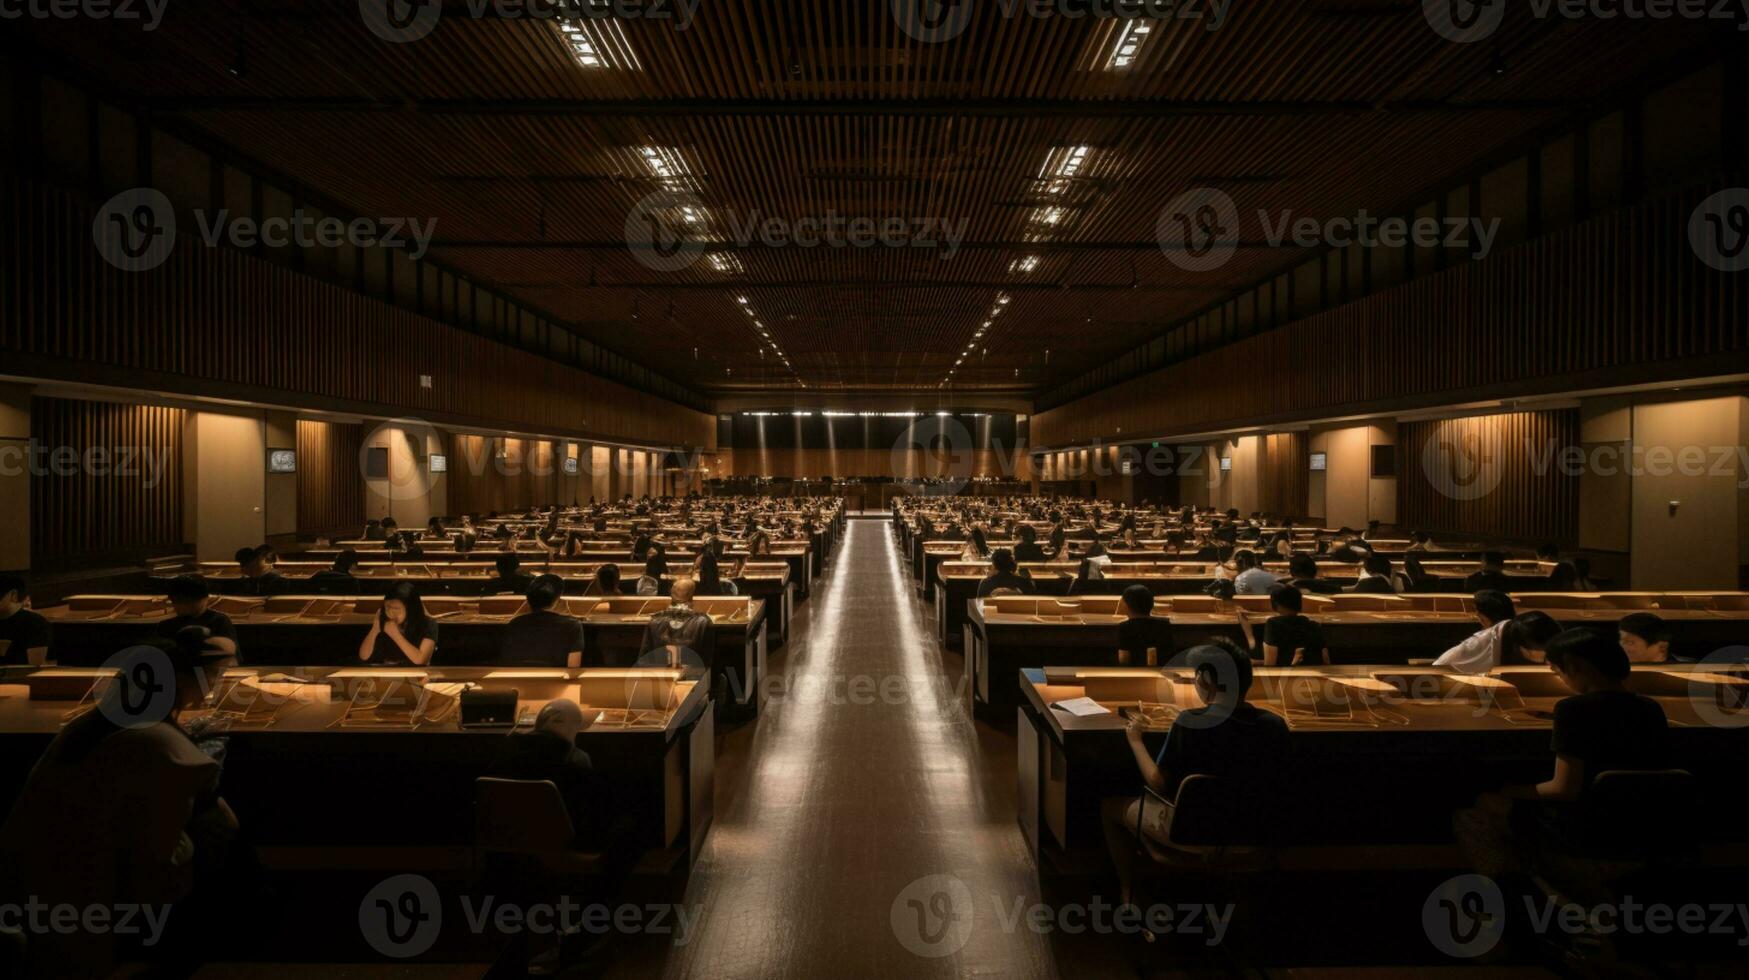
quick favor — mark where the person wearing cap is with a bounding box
[158,575,239,660]
[1112,638,1288,851]
[1115,584,1172,667]
[975,548,1036,598]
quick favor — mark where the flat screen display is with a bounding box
[1309,453,1328,472]
[428,454,449,474]
[267,449,296,474]
[1219,456,1232,472]
[563,457,580,475]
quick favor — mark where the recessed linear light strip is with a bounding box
[736,295,806,388]
[1014,145,1094,276]
[555,10,642,71]
[941,293,1010,387]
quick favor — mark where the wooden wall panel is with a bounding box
[715,448,1030,481]
[295,419,365,536]
[447,434,567,517]
[1033,183,1749,448]
[1397,410,1581,545]
[0,175,713,450]
[1260,432,1309,520]
[29,397,184,569]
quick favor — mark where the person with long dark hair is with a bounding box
[358,583,438,666]
[636,554,669,597]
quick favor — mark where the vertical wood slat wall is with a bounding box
[1033,182,1749,449]
[447,434,564,517]
[295,420,366,536]
[0,175,714,450]
[1260,432,1309,519]
[1397,410,1582,545]
[29,397,185,569]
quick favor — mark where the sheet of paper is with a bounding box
[1050,696,1110,718]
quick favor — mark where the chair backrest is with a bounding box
[474,777,575,853]
[1166,775,1274,848]
[1584,769,1697,845]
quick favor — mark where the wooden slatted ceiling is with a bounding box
[10,3,1727,393]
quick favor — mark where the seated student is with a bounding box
[1012,525,1047,563]
[487,554,535,596]
[1350,554,1397,594]
[1115,584,1172,667]
[0,574,53,666]
[357,583,438,666]
[1433,590,1518,675]
[693,552,738,597]
[229,546,289,597]
[158,575,239,661]
[636,554,669,597]
[584,563,622,598]
[641,579,715,666]
[425,517,446,540]
[959,527,992,561]
[1237,584,1327,666]
[1454,629,1670,877]
[1618,612,1673,663]
[1113,639,1289,850]
[1502,610,1563,665]
[363,519,385,541]
[1399,554,1437,593]
[379,517,400,543]
[500,575,584,668]
[1287,553,1343,595]
[1230,550,1278,595]
[309,549,364,596]
[1463,551,1513,593]
[976,549,1036,598]
[0,634,237,979]
[485,698,597,847]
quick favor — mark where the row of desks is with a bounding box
[36,594,771,713]
[1017,662,1749,861]
[965,591,1749,708]
[0,665,716,868]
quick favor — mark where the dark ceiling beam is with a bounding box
[432,239,1295,251]
[499,281,1222,292]
[148,96,1584,117]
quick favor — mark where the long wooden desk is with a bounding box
[37,595,771,714]
[304,544,818,598]
[967,591,1749,709]
[1017,662,1749,860]
[0,665,715,869]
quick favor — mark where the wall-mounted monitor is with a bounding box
[1219,456,1233,472]
[563,457,580,475]
[364,447,389,479]
[267,449,297,474]
[427,454,449,474]
[1309,452,1328,472]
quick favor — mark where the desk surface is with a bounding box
[39,594,765,628]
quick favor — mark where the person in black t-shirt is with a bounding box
[309,550,364,596]
[1115,639,1289,850]
[584,563,622,598]
[230,546,289,597]
[1349,554,1397,594]
[1287,553,1343,595]
[1463,551,1513,593]
[1115,584,1171,667]
[157,575,239,660]
[0,574,53,666]
[1455,629,1670,877]
[487,554,535,596]
[1012,525,1047,564]
[1237,584,1327,666]
[975,549,1037,599]
[501,575,585,668]
[358,583,439,666]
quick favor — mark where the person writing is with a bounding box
[158,575,239,661]
[358,583,438,666]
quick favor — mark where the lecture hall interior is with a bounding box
[1,2,1748,978]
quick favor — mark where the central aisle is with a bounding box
[612,518,1061,979]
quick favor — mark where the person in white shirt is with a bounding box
[1231,550,1279,595]
[1433,591,1518,674]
